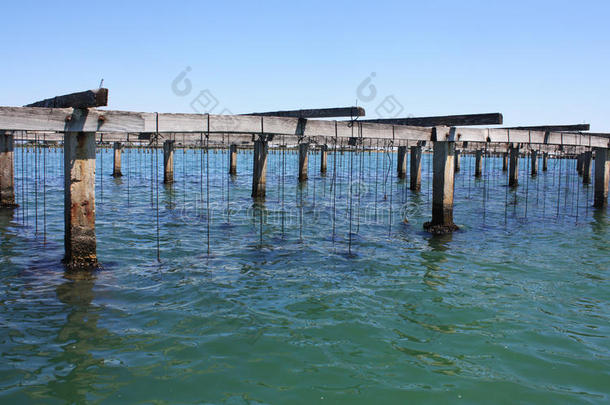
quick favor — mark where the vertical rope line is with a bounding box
[375,138,379,223]
[556,154,562,219]
[35,133,38,235]
[155,114,160,262]
[332,123,338,242]
[43,133,46,243]
[206,115,211,256]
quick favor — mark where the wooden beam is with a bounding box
[361,113,503,126]
[504,124,590,132]
[25,88,108,109]
[246,106,365,119]
[0,107,607,147]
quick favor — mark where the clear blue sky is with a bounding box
[2,1,609,131]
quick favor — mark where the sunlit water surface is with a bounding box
[1,147,608,404]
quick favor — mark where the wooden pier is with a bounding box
[0,88,609,270]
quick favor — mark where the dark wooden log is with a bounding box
[246,106,365,119]
[505,124,590,132]
[25,88,109,108]
[362,113,502,127]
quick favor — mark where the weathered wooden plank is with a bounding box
[0,107,606,147]
[247,106,365,118]
[505,124,590,132]
[25,88,108,109]
[362,113,502,127]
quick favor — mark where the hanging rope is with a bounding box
[155,113,161,262]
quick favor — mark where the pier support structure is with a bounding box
[0,131,17,207]
[577,153,584,176]
[397,146,407,178]
[320,144,328,174]
[502,152,508,171]
[509,144,519,187]
[454,149,461,172]
[298,142,309,182]
[410,145,422,191]
[64,132,97,270]
[542,152,548,171]
[163,140,175,184]
[424,141,458,234]
[252,139,268,199]
[594,148,609,208]
[112,142,122,177]
[229,144,237,175]
[531,150,538,176]
[475,149,483,177]
[582,151,592,184]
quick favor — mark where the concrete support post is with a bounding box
[531,150,538,176]
[582,151,592,184]
[410,146,422,191]
[163,140,175,184]
[509,145,520,187]
[298,142,309,182]
[502,152,508,171]
[64,132,97,270]
[475,149,483,177]
[320,144,328,174]
[0,131,17,207]
[397,146,407,178]
[229,144,237,175]
[252,139,268,199]
[543,152,548,171]
[454,149,461,172]
[424,141,458,234]
[594,148,609,208]
[112,142,122,177]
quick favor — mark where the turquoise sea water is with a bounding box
[0,146,609,404]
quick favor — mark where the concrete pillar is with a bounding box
[543,152,548,171]
[64,132,97,270]
[509,145,519,187]
[531,150,538,176]
[475,149,483,177]
[397,146,407,178]
[112,142,122,177]
[163,140,175,184]
[229,144,237,175]
[454,149,461,172]
[252,139,268,199]
[320,144,328,174]
[410,146,422,191]
[0,131,17,208]
[298,142,309,182]
[582,151,592,184]
[594,148,609,208]
[424,141,458,234]
[502,152,508,171]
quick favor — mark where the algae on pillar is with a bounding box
[112,142,123,177]
[424,141,458,234]
[298,142,309,182]
[0,131,17,208]
[410,145,422,191]
[397,146,407,179]
[531,150,538,176]
[582,151,592,184]
[252,139,268,199]
[593,148,609,208]
[509,145,519,187]
[64,132,97,270]
[475,149,483,177]
[163,140,175,184]
[320,144,328,174]
[229,144,237,175]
